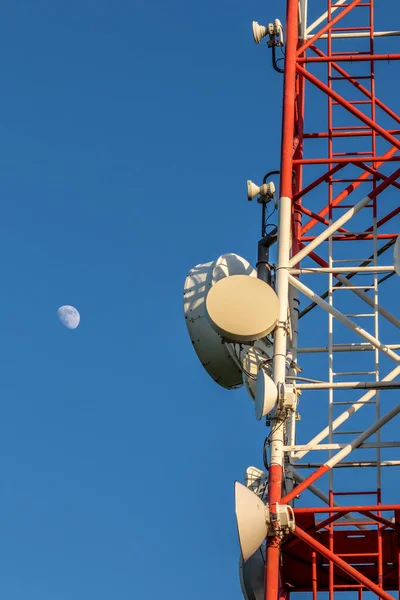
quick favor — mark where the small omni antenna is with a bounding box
[246,170,279,236]
[247,170,280,284]
[262,170,279,237]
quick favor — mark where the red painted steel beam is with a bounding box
[299,165,400,238]
[282,465,331,505]
[363,206,400,233]
[279,6,298,198]
[300,145,399,235]
[309,45,400,125]
[360,511,400,534]
[297,65,400,151]
[284,510,346,553]
[356,163,400,191]
[304,130,400,138]
[294,505,400,514]
[293,164,344,202]
[266,0,299,597]
[294,526,395,600]
[294,204,350,233]
[292,54,305,258]
[294,156,400,165]
[359,166,400,199]
[297,0,364,56]
[301,234,397,241]
[300,53,400,63]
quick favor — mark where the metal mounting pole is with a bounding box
[266,1,298,599]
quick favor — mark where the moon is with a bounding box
[57,305,80,330]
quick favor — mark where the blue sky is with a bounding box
[0,1,399,599]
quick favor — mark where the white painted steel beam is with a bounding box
[308,31,400,39]
[295,461,400,468]
[288,274,400,365]
[290,266,394,274]
[285,440,400,452]
[306,0,347,34]
[324,405,400,469]
[291,363,400,461]
[296,381,400,391]
[298,344,400,354]
[292,469,368,529]
[288,195,373,268]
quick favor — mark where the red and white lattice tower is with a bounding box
[184,1,400,599]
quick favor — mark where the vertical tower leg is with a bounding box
[266,1,299,600]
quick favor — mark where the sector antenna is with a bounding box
[183,2,400,599]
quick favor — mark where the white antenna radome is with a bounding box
[241,342,273,400]
[234,481,268,562]
[239,548,265,600]
[255,370,278,420]
[183,254,256,389]
[205,275,279,343]
[247,180,276,202]
[394,235,400,276]
[252,21,268,44]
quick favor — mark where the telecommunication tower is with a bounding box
[184,1,400,599]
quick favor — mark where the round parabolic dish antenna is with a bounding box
[255,369,278,421]
[239,547,265,600]
[394,235,400,276]
[212,253,256,283]
[183,254,257,389]
[206,275,280,343]
[242,342,273,401]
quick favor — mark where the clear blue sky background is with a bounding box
[0,1,399,599]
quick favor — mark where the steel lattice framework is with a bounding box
[265,1,400,599]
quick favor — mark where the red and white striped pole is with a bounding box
[281,402,400,505]
[266,0,299,599]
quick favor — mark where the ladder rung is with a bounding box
[332,152,374,157]
[332,125,370,130]
[334,585,364,589]
[332,100,371,106]
[343,313,375,317]
[333,431,364,435]
[331,178,374,183]
[333,490,378,496]
[332,371,375,376]
[332,259,372,263]
[332,285,375,290]
[337,552,379,557]
[334,232,375,236]
[332,26,372,32]
[333,204,373,208]
[330,75,372,81]
[332,401,376,405]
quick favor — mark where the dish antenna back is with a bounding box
[183,253,256,389]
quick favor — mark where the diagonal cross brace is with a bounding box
[291,166,400,267]
[300,247,400,329]
[294,525,395,600]
[301,145,399,235]
[297,64,400,151]
[309,46,400,126]
[298,0,363,56]
[282,403,400,505]
[288,273,400,364]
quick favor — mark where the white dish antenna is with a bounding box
[239,547,265,600]
[245,466,268,498]
[241,342,273,401]
[252,20,268,45]
[183,253,256,389]
[206,275,279,343]
[394,235,400,276]
[234,481,268,562]
[255,370,278,421]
